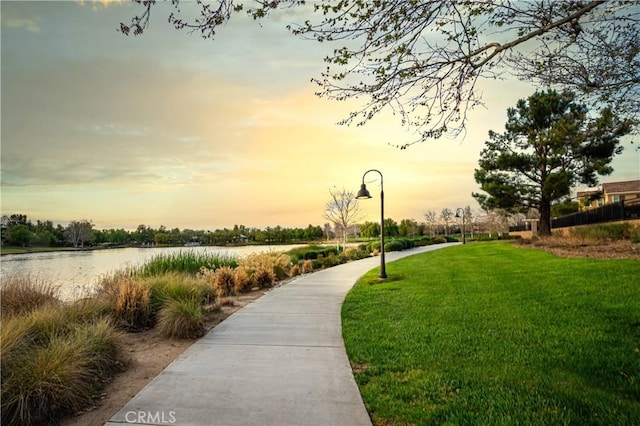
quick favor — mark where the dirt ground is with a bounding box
[61,240,639,426]
[518,236,640,260]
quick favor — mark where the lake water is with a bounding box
[0,245,306,301]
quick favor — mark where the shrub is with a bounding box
[213,266,236,299]
[156,298,205,339]
[366,240,382,253]
[413,236,434,246]
[0,275,60,317]
[343,246,369,261]
[570,222,636,241]
[631,225,640,243]
[384,240,405,252]
[318,253,342,268]
[303,251,318,260]
[111,277,152,331]
[433,236,448,244]
[301,259,314,274]
[253,267,275,289]
[233,267,253,293]
[290,264,300,277]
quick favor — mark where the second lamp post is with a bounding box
[357,169,387,279]
[455,208,466,244]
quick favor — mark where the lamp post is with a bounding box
[455,208,466,244]
[356,169,387,279]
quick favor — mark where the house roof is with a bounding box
[602,179,640,194]
[576,189,599,197]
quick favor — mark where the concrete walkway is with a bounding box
[105,243,458,426]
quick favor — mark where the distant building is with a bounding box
[577,179,640,210]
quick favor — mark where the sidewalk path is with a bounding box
[105,243,459,426]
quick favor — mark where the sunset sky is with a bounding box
[2,1,639,231]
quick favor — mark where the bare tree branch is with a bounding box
[121,0,639,146]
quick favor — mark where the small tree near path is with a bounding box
[473,90,634,236]
[323,187,362,245]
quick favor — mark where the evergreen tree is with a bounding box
[473,90,633,236]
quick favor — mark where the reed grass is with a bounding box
[135,250,237,276]
[0,274,60,317]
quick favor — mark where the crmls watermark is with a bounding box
[125,410,177,424]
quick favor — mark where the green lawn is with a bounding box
[342,242,640,425]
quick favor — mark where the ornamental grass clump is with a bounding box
[0,274,60,317]
[156,298,205,339]
[289,264,300,277]
[1,334,94,426]
[253,267,275,289]
[111,277,152,331]
[213,266,236,299]
[233,267,253,293]
[1,302,123,426]
[146,272,214,310]
[238,251,292,280]
[301,259,314,274]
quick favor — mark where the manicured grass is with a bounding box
[342,242,640,425]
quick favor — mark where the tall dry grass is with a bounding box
[238,251,292,280]
[253,267,276,289]
[212,266,236,299]
[233,267,253,293]
[0,274,60,317]
[111,277,152,331]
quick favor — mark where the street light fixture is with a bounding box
[356,169,387,279]
[455,208,466,244]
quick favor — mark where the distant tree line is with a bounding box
[0,214,325,248]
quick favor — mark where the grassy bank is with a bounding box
[342,242,640,424]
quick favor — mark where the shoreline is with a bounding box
[0,241,330,257]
